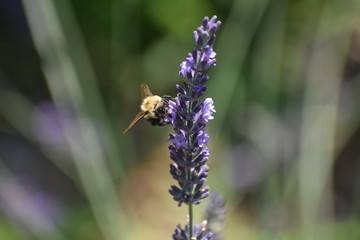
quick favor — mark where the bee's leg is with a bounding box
[160,119,171,126]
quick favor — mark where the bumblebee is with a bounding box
[123,83,172,134]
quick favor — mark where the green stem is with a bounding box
[188,203,193,239]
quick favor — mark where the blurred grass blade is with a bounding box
[22,0,127,239]
[0,88,76,181]
[297,1,360,239]
[208,0,270,135]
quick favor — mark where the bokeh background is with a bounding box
[1,0,360,239]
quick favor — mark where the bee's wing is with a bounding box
[123,111,146,134]
[140,83,153,99]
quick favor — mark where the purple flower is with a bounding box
[168,15,221,240]
[169,132,188,149]
[165,99,178,124]
[196,130,209,148]
[202,98,215,122]
[172,221,213,240]
[168,15,221,207]
[0,176,63,234]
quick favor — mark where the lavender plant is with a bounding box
[166,15,221,240]
[203,193,226,240]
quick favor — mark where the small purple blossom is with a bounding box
[169,133,188,149]
[164,99,177,124]
[202,98,216,122]
[173,220,213,240]
[167,15,221,240]
[196,131,209,148]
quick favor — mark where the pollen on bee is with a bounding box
[140,95,163,113]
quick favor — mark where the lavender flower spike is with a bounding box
[167,15,221,208]
[167,15,221,240]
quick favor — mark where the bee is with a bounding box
[123,83,172,134]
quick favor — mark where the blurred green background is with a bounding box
[1,0,360,239]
